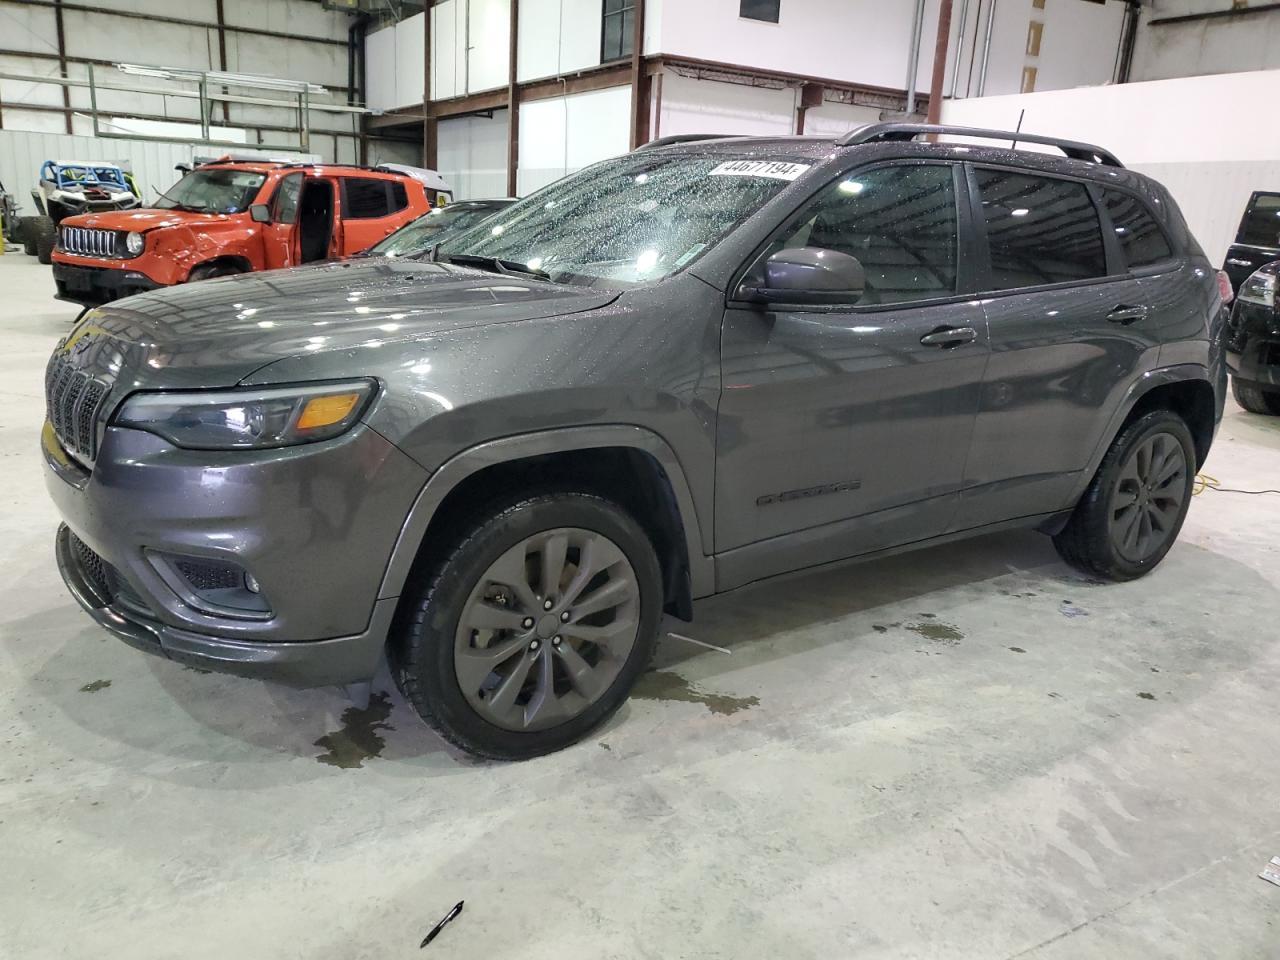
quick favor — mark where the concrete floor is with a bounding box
[2,249,1278,959]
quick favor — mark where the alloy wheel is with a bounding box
[453,527,641,732]
[1109,431,1187,564]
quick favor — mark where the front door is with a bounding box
[956,166,1167,529]
[261,172,304,269]
[715,162,989,576]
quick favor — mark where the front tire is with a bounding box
[1231,377,1280,416]
[391,492,664,760]
[31,216,56,264]
[1053,410,1196,582]
[188,263,242,282]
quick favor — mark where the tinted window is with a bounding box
[1104,190,1173,269]
[271,173,304,225]
[763,164,958,305]
[342,178,391,219]
[975,169,1107,289]
[1238,192,1280,248]
[741,0,781,22]
[389,181,408,213]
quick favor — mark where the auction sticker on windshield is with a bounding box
[709,160,811,181]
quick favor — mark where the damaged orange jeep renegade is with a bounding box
[50,158,437,306]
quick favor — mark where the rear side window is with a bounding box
[764,163,959,305]
[1104,190,1173,269]
[389,181,408,213]
[975,169,1108,289]
[342,177,392,219]
[1238,192,1280,248]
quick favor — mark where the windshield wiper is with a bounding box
[441,253,552,281]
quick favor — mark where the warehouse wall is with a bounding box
[1130,0,1280,81]
[0,0,363,161]
[0,128,316,218]
[436,110,510,199]
[517,85,630,195]
[940,69,1280,262]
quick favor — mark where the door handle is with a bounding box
[919,326,978,347]
[1226,258,1254,267]
[1106,305,1149,325]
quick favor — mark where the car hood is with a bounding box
[66,258,619,390]
[60,207,232,232]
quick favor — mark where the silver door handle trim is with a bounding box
[1106,305,1149,325]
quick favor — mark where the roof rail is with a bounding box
[635,133,742,151]
[836,122,1123,168]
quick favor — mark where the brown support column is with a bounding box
[215,0,231,123]
[926,0,954,125]
[506,0,519,196]
[627,0,647,148]
[53,0,72,134]
[423,3,437,170]
[796,82,822,135]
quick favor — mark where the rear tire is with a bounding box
[390,491,663,761]
[1053,410,1196,582]
[31,216,56,264]
[19,216,38,255]
[1231,377,1280,416]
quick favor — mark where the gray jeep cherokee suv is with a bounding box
[44,123,1227,759]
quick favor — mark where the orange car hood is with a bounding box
[59,208,235,233]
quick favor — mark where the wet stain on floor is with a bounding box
[632,670,760,716]
[79,679,111,693]
[1009,646,1027,654]
[1060,601,1090,619]
[1137,691,1157,701]
[313,692,394,769]
[872,621,902,634]
[905,619,964,645]
[183,665,212,676]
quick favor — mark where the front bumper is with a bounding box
[44,419,428,686]
[52,261,161,306]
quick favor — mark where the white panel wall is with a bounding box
[516,0,603,82]
[1131,1,1280,81]
[396,14,427,108]
[431,1,466,100]
[468,0,512,93]
[517,85,629,195]
[658,73,795,138]
[366,26,398,111]
[941,69,1280,262]
[437,111,510,199]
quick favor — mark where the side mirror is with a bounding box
[743,247,866,306]
[249,203,272,224]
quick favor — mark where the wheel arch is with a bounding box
[186,255,253,280]
[378,426,714,622]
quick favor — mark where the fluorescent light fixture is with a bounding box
[116,63,327,95]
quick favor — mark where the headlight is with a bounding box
[1238,269,1276,309]
[114,380,376,450]
[125,231,144,255]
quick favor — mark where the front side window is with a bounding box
[155,169,267,215]
[271,173,304,225]
[975,169,1107,290]
[342,178,393,219]
[1104,190,1173,269]
[1238,192,1280,248]
[758,163,959,305]
[438,152,811,287]
[601,0,635,61]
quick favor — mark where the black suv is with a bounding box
[45,123,1227,759]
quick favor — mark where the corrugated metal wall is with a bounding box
[0,129,317,218]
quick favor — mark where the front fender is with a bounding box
[376,425,714,602]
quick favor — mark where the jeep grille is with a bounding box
[45,353,110,464]
[60,227,121,258]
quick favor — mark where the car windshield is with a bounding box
[436,152,812,286]
[154,169,267,215]
[370,203,511,257]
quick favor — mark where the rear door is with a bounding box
[716,161,988,561]
[338,176,411,254]
[1223,191,1280,294]
[260,172,304,269]
[956,166,1166,529]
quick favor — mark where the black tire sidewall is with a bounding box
[1076,411,1197,580]
[396,493,664,760]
